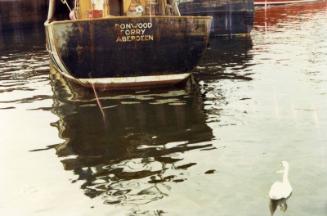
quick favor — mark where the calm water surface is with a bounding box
[1,3,327,216]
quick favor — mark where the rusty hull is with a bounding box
[46,16,211,83]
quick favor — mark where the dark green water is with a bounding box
[1,3,327,216]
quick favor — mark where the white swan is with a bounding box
[269,161,292,200]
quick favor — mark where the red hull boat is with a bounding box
[255,0,320,6]
[255,0,327,26]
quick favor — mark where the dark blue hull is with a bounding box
[0,0,48,30]
[178,0,254,36]
[0,0,49,51]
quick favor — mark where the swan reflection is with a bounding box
[49,68,216,205]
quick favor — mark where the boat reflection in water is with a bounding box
[195,36,254,81]
[49,68,215,204]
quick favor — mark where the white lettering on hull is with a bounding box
[115,22,154,43]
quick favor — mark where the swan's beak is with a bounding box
[276,169,284,174]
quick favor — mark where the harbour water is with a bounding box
[1,2,327,216]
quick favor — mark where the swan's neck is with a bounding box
[283,167,289,183]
